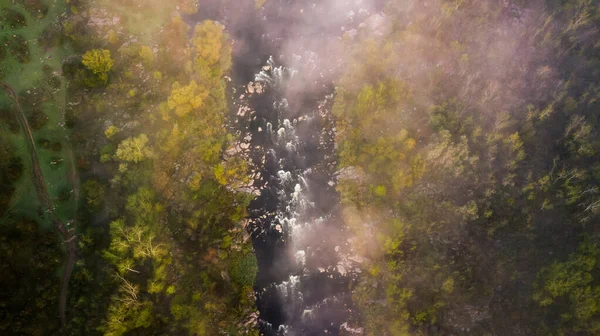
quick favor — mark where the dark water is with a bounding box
[193,1,383,334]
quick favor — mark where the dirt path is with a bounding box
[0,81,77,329]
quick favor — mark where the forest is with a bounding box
[334,0,600,335]
[1,0,600,335]
[1,0,257,335]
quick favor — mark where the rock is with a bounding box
[336,166,365,182]
[348,256,364,263]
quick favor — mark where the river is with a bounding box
[193,1,383,334]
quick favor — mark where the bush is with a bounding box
[7,35,30,63]
[2,8,27,29]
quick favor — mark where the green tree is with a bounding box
[534,243,600,334]
[115,134,153,163]
[82,179,105,209]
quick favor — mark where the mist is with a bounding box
[2,0,600,334]
[216,0,600,335]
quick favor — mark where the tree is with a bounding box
[160,15,189,64]
[105,125,120,139]
[167,81,209,117]
[138,45,153,66]
[193,21,231,79]
[193,21,223,66]
[82,179,105,209]
[214,157,249,186]
[82,49,114,84]
[115,134,153,163]
[534,243,600,334]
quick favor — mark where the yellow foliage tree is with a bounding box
[105,125,120,139]
[213,157,248,186]
[138,45,154,65]
[167,81,209,117]
[193,21,231,80]
[82,49,114,83]
[193,21,223,65]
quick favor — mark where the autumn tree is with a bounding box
[160,15,189,64]
[192,21,231,80]
[115,134,153,163]
[167,81,209,117]
[82,49,114,84]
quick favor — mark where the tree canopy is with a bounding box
[82,49,114,83]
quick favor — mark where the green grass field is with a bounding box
[0,0,76,231]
